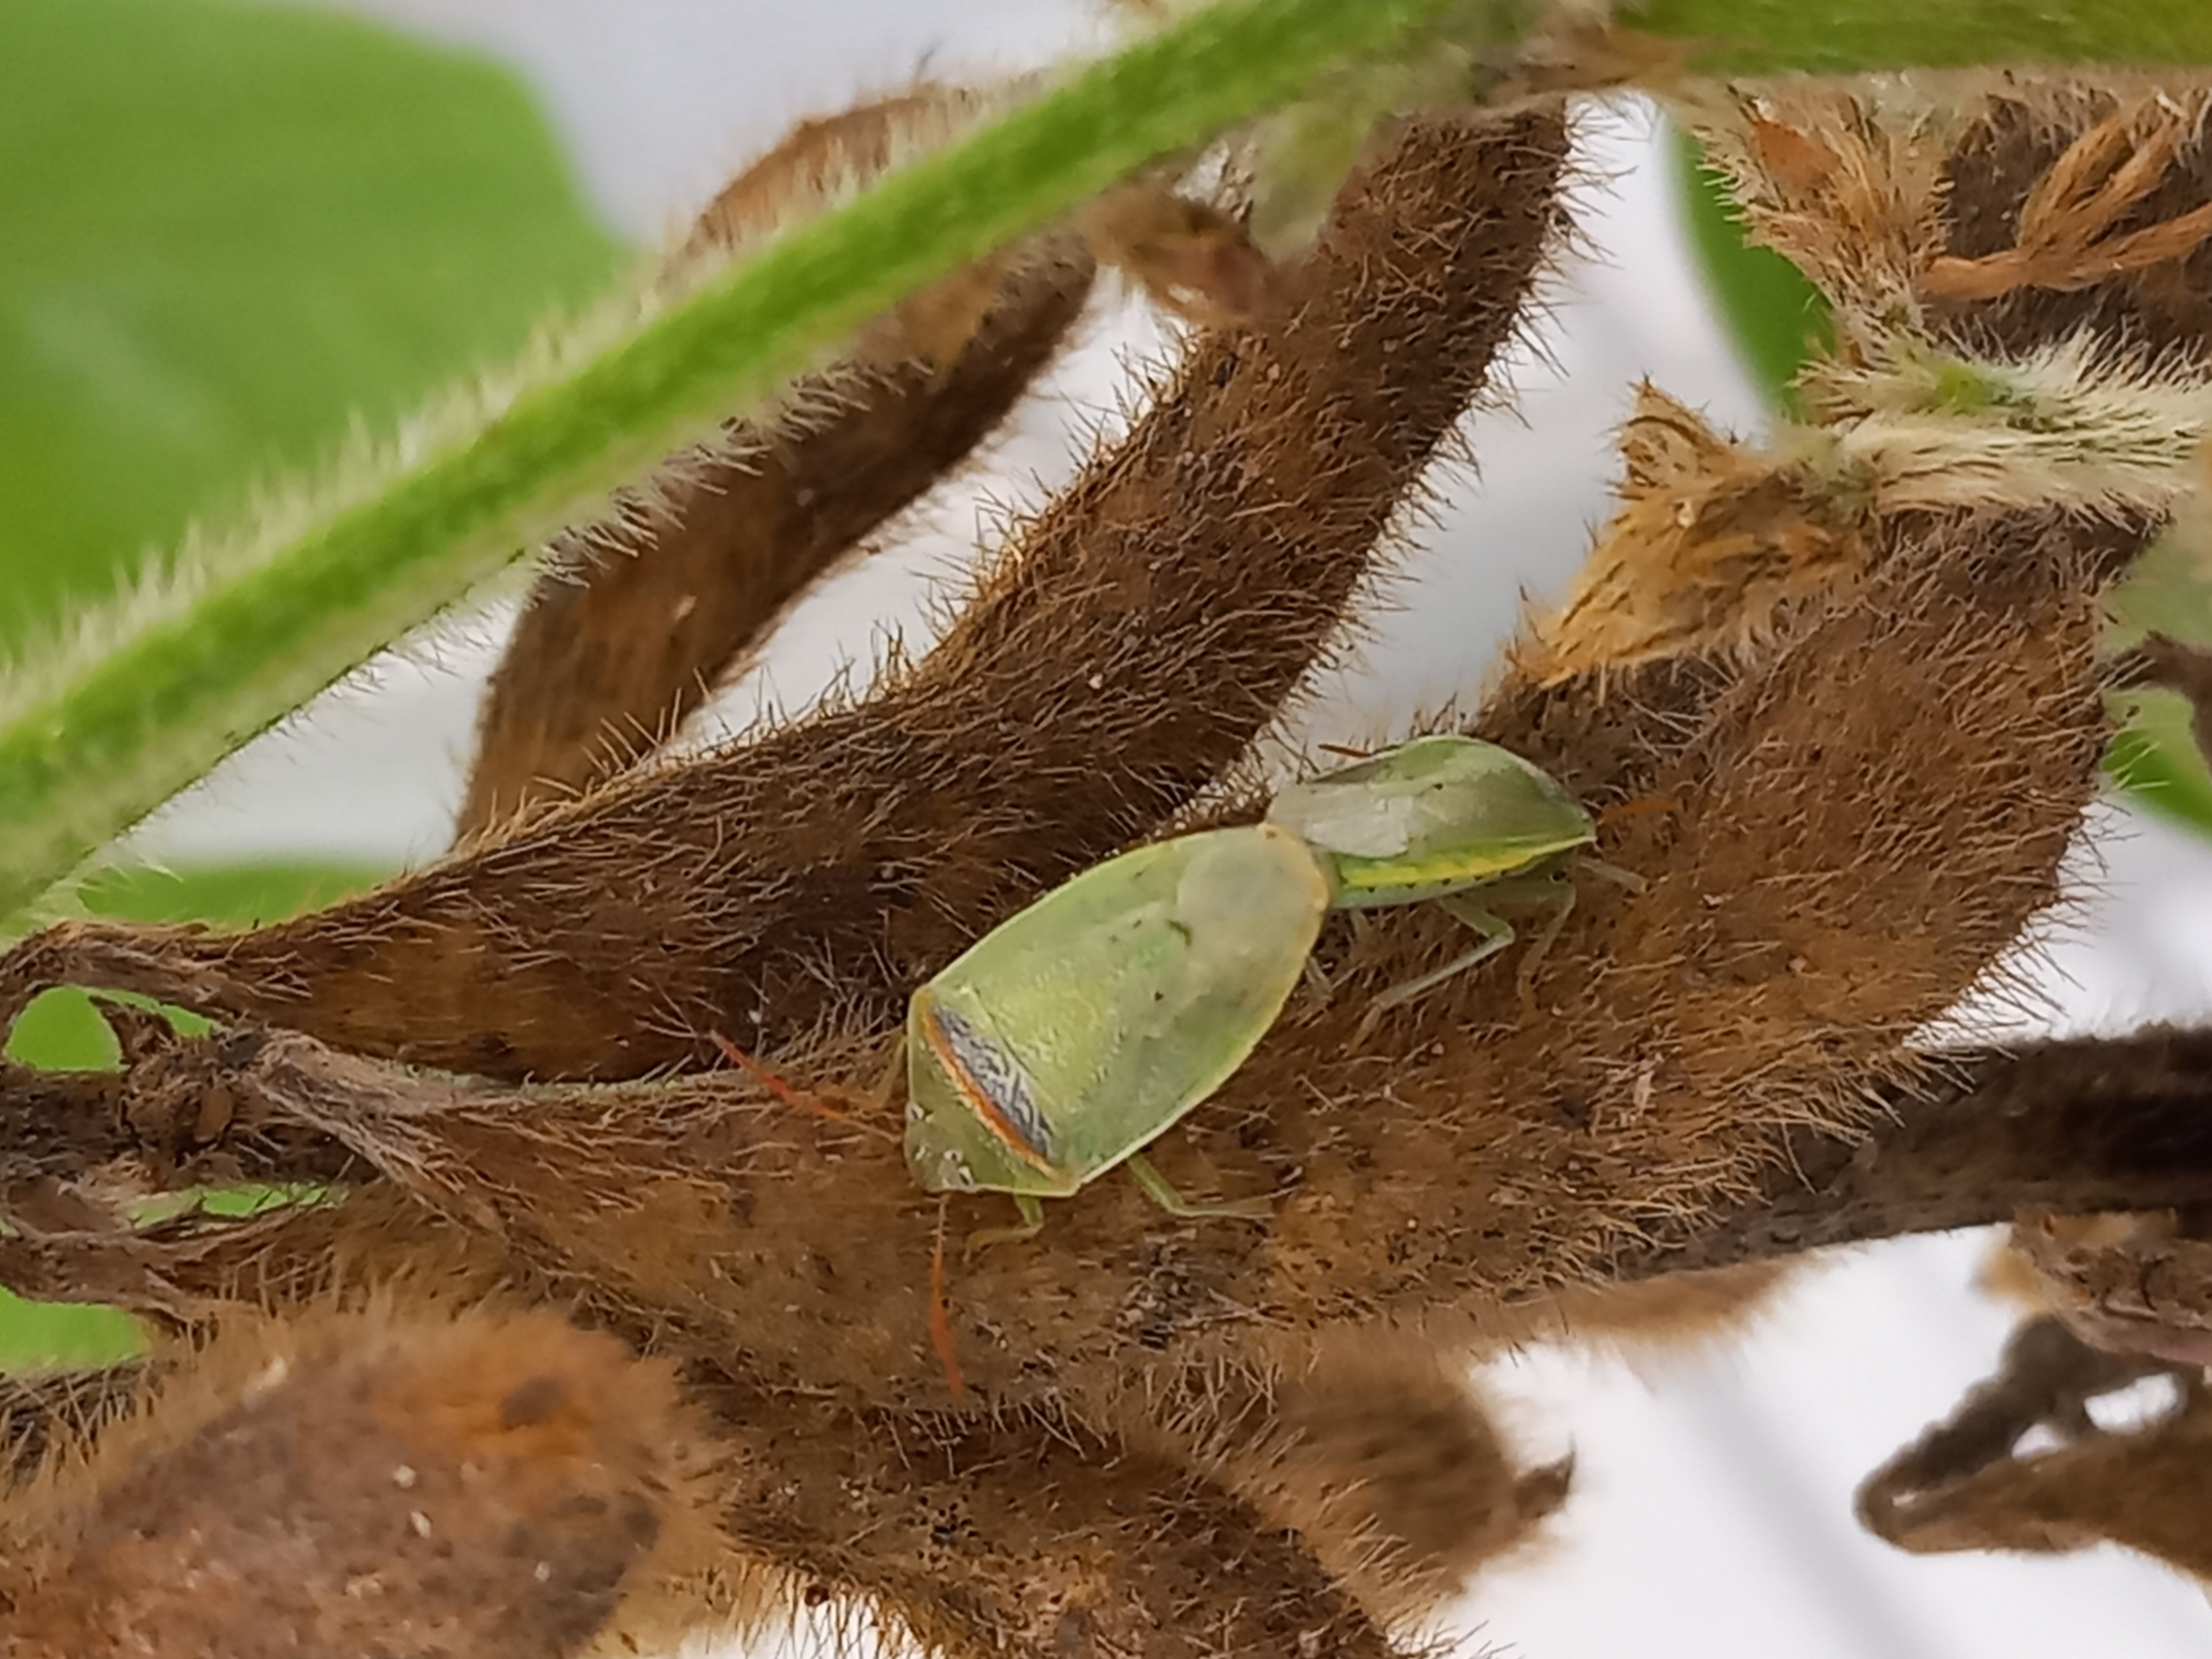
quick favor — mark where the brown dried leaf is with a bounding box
[1515,383,1864,684]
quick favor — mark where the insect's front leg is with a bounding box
[1352,862,1600,1038]
[964,1193,1049,1255]
[1465,866,1580,1016]
[1352,900,1523,1042]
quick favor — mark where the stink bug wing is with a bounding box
[906,826,1329,1197]
[1263,773,1419,858]
[1054,823,1329,1179]
[1270,735,1596,900]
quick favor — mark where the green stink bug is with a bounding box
[904,735,1602,1242]
[1266,732,1599,1033]
[906,821,1331,1246]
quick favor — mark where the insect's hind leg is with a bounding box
[1351,869,1581,1040]
[1126,1154,1271,1222]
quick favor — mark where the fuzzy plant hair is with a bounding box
[12,8,2212,1658]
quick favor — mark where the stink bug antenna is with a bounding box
[708,1030,900,1141]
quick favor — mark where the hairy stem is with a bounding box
[1614,1027,2212,1278]
[1639,0,2212,76]
[0,0,1470,924]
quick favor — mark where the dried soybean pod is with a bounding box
[459,88,1095,834]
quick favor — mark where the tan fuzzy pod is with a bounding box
[1080,179,1280,325]
[1120,1328,1569,1625]
[0,1364,145,1491]
[1538,1262,1795,1354]
[674,85,1011,369]
[459,243,1096,835]
[696,1375,1399,1659]
[0,1212,1398,1659]
[0,1301,720,1659]
[460,85,1099,834]
[0,110,1573,1082]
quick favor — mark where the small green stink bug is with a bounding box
[1266,732,1599,1032]
[904,735,1603,1242]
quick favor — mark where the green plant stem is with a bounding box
[0,0,1471,922]
[7,0,2212,925]
[1636,0,2212,75]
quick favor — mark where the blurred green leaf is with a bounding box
[1670,126,1831,410]
[0,0,622,649]
[8,859,390,1071]
[2103,531,2212,834]
[0,0,603,1370]
[2106,704,2212,831]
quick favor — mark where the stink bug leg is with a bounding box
[712,1034,971,1398]
[1270,734,1607,1032]
[963,1194,1050,1256]
[1125,1152,1272,1222]
[1350,897,1518,1045]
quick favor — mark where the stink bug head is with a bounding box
[906,985,1081,1199]
[1268,734,1596,909]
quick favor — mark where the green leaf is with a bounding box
[1669,126,1830,410]
[2104,533,2212,837]
[0,0,622,652]
[8,859,391,1070]
[0,0,606,1365]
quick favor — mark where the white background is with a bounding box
[127,3,2212,1653]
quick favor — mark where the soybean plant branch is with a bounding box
[20,1024,2212,1303]
[1630,1029,2212,1278]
